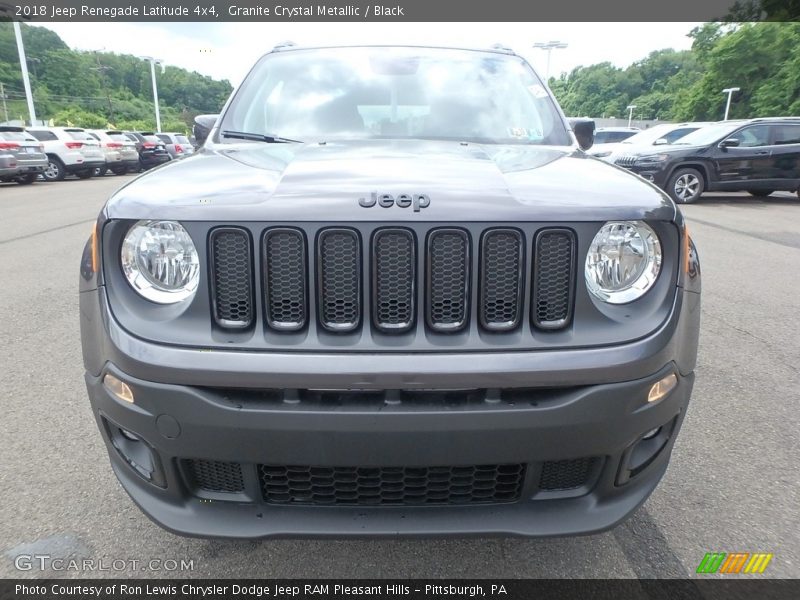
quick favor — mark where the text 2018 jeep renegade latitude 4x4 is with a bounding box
[79,45,701,538]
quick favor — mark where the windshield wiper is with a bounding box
[221,130,302,144]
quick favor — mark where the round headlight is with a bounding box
[121,220,199,304]
[585,221,662,304]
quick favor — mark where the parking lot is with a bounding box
[0,176,798,579]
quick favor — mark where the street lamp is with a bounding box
[141,56,165,132]
[722,87,740,121]
[626,104,637,128]
[533,40,568,81]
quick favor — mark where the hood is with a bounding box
[104,139,675,222]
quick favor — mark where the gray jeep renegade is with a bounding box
[79,44,701,538]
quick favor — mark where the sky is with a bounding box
[31,22,703,86]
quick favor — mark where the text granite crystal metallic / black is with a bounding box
[79,44,701,538]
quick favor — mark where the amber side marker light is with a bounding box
[91,222,100,273]
[103,373,135,403]
[648,373,678,403]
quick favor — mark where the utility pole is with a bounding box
[13,21,37,125]
[626,104,637,128]
[0,83,9,124]
[93,52,115,122]
[533,41,568,81]
[141,56,165,132]
[722,87,740,121]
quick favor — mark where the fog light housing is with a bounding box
[103,373,134,403]
[648,373,677,403]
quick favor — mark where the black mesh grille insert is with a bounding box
[533,229,575,329]
[259,463,525,505]
[264,228,307,330]
[480,229,523,331]
[210,228,253,328]
[539,457,597,491]
[318,229,361,331]
[186,459,245,493]
[373,229,415,332]
[427,229,470,331]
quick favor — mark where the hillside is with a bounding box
[0,23,233,131]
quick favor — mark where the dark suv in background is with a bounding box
[613,117,800,203]
[123,131,171,171]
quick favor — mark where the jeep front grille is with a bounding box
[259,463,526,506]
[614,155,637,168]
[208,224,577,339]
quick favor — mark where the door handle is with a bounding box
[755,151,770,155]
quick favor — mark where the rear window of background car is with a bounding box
[775,124,800,145]
[66,130,95,141]
[29,130,58,141]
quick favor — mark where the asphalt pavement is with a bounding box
[1,176,798,579]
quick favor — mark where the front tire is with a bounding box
[746,190,774,197]
[667,167,704,204]
[43,156,66,182]
[75,170,93,179]
[93,166,108,177]
[111,165,127,175]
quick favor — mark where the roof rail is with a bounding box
[489,43,515,54]
[272,40,297,51]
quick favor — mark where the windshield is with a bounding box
[673,122,742,146]
[221,47,570,146]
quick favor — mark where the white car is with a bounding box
[589,122,714,162]
[26,127,106,181]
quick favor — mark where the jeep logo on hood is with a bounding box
[359,192,430,212]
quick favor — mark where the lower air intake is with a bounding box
[539,457,598,491]
[186,459,245,493]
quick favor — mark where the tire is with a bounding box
[43,156,66,182]
[111,165,127,176]
[746,190,774,197]
[15,173,36,185]
[666,167,704,204]
[93,166,108,177]
[75,170,93,179]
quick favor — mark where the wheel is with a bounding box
[93,166,108,177]
[43,156,66,182]
[746,190,774,197]
[15,173,36,185]
[75,170,93,179]
[666,167,704,204]
[111,165,127,176]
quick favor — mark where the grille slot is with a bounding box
[533,229,575,329]
[259,463,525,505]
[427,229,470,332]
[264,228,307,331]
[539,457,597,491]
[186,459,245,493]
[209,228,254,329]
[372,228,416,332]
[480,229,524,331]
[317,228,361,332]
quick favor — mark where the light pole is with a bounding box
[533,40,568,81]
[626,104,637,128]
[13,21,36,125]
[141,56,165,132]
[722,87,740,121]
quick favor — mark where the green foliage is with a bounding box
[0,22,232,127]
[551,22,800,121]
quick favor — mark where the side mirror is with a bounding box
[569,118,595,151]
[719,138,740,148]
[193,114,219,146]
[653,138,669,145]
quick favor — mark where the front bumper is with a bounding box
[80,280,700,538]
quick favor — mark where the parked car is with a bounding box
[81,44,701,539]
[123,131,171,170]
[0,146,18,182]
[155,132,194,159]
[26,127,105,181]
[613,117,800,203]
[592,122,713,161]
[592,126,639,146]
[87,130,140,175]
[0,126,48,184]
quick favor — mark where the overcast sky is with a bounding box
[32,22,702,86]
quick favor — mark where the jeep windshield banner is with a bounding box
[5,0,797,21]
